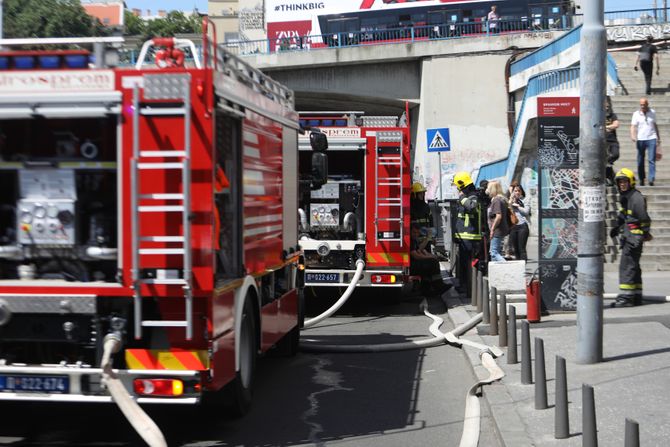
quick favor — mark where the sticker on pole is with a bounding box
[580,185,605,222]
[427,128,450,152]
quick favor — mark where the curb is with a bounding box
[443,292,534,447]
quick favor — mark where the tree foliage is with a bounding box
[124,10,202,37]
[3,0,107,38]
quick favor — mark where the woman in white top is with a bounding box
[630,97,661,186]
[509,184,530,260]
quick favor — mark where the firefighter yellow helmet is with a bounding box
[615,168,636,188]
[453,172,473,191]
[411,182,427,194]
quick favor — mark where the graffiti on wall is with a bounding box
[607,23,670,42]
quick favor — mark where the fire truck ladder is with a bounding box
[130,74,193,340]
[374,131,404,246]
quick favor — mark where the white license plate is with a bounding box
[305,272,340,283]
[0,375,69,393]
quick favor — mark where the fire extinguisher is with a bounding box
[526,268,541,323]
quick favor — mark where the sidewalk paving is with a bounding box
[445,241,670,445]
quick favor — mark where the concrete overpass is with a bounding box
[233,31,567,200]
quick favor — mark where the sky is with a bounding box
[123,1,208,13]
[121,1,656,15]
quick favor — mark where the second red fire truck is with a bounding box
[297,111,412,297]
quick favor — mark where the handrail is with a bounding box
[476,67,580,184]
[510,25,581,76]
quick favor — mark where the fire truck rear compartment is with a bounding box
[0,117,118,283]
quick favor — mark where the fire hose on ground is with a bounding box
[100,333,168,447]
[301,287,506,447]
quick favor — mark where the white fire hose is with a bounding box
[101,333,167,447]
[303,259,366,328]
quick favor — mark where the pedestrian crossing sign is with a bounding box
[427,128,451,152]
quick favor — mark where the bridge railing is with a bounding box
[221,17,573,56]
[573,8,670,26]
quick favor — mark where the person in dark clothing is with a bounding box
[410,224,451,296]
[609,168,652,307]
[508,184,530,261]
[452,171,483,297]
[411,181,435,248]
[605,97,620,186]
[634,36,660,95]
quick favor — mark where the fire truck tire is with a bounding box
[298,287,306,328]
[225,297,258,417]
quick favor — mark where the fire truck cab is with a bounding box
[297,111,411,293]
[0,30,313,414]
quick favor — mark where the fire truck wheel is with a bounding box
[225,297,258,417]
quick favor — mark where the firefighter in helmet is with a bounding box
[410,181,435,246]
[452,171,483,297]
[610,168,652,306]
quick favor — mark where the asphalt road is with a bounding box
[0,289,502,447]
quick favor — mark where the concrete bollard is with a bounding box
[555,355,570,439]
[521,320,532,384]
[490,287,499,336]
[483,284,491,324]
[507,305,518,364]
[582,384,598,447]
[499,293,508,347]
[534,338,548,409]
[625,418,639,447]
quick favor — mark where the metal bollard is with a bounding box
[475,268,482,310]
[582,384,598,447]
[507,305,518,364]
[470,266,477,306]
[499,293,508,347]
[490,287,499,336]
[534,338,548,409]
[479,275,488,313]
[483,283,491,324]
[521,320,532,384]
[555,355,569,439]
[625,418,639,447]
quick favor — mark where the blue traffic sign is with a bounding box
[426,128,450,152]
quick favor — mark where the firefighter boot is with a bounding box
[611,294,640,307]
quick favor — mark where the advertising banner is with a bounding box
[537,97,580,311]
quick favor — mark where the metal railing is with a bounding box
[476,67,580,183]
[222,17,573,56]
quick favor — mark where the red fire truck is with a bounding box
[0,28,321,414]
[297,111,411,296]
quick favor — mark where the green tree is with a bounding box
[124,10,146,36]
[4,0,107,38]
[142,11,202,37]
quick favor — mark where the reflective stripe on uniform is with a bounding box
[619,283,643,290]
[455,233,482,240]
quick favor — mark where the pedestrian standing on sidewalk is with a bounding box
[485,180,509,262]
[609,168,652,307]
[509,184,530,261]
[630,97,660,186]
[634,36,660,95]
[605,96,620,185]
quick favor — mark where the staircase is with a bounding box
[606,50,670,271]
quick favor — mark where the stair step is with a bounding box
[140,107,187,116]
[139,193,185,200]
[138,162,184,170]
[140,236,184,242]
[138,205,185,212]
[140,278,187,285]
[140,150,187,158]
[142,320,188,327]
[139,248,185,255]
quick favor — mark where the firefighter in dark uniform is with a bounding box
[452,172,483,297]
[610,168,652,306]
[410,182,435,247]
